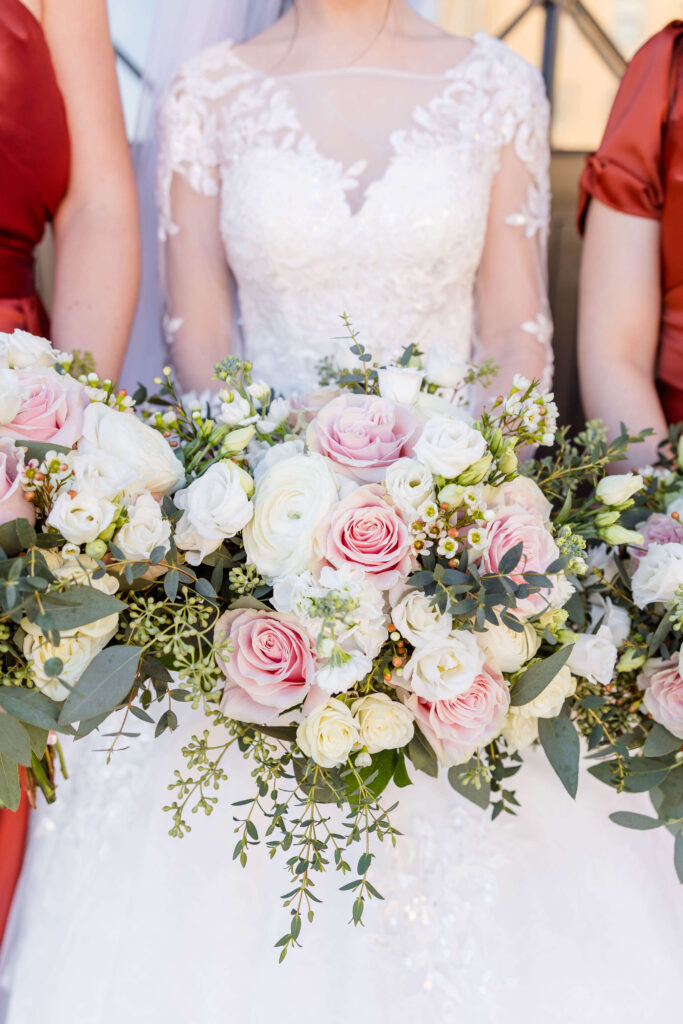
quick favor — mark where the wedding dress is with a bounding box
[1,32,681,1024]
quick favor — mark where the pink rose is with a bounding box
[306,393,417,483]
[0,369,87,447]
[404,664,510,766]
[630,514,683,566]
[638,659,683,740]
[480,504,560,617]
[317,484,414,589]
[215,608,317,725]
[0,441,35,527]
[289,387,343,427]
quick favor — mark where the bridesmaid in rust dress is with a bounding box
[0,0,139,946]
[578,21,683,467]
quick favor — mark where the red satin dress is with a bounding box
[0,0,70,946]
[578,21,683,424]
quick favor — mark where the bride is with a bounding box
[2,2,681,1021]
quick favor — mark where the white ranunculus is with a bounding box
[501,709,539,753]
[377,366,424,405]
[244,452,339,579]
[23,627,101,701]
[296,698,360,768]
[523,664,577,718]
[0,369,20,424]
[114,494,171,562]
[70,450,137,500]
[423,347,468,390]
[47,491,117,545]
[78,403,184,497]
[588,594,631,649]
[250,438,305,483]
[596,473,644,506]
[414,416,487,480]
[482,477,552,522]
[567,627,618,686]
[384,458,435,518]
[632,543,683,609]
[257,396,291,433]
[316,652,373,695]
[216,391,255,427]
[476,620,541,674]
[352,693,414,753]
[405,631,485,701]
[390,587,452,647]
[0,330,56,369]
[174,461,253,566]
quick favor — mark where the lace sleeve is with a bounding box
[156,47,240,392]
[474,61,553,393]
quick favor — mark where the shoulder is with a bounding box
[631,20,683,68]
[167,39,252,103]
[476,34,546,100]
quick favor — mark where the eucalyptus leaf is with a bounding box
[0,753,20,811]
[0,715,32,766]
[0,687,63,731]
[25,587,126,632]
[622,758,671,794]
[510,646,574,707]
[14,440,70,462]
[644,724,682,758]
[675,832,683,884]
[0,519,36,558]
[497,541,524,575]
[406,727,438,778]
[448,760,490,809]
[609,811,665,831]
[58,645,143,725]
[539,713,580,799]
[23,723,49,758]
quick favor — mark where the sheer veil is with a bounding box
[120,0,293,389]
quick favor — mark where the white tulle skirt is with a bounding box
[1,710,681,1024]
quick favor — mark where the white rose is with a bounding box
[423,346,468,389]
[632,543,683,609]
[404,632,484,701]
[482,477,552,523]
[384,458,435,518]
[296,698,360,768]
[79,404,184,497]
[501,709,539,753]
[216,391,255,427]
[476,620,541,674]
[257,397,291,433]
[596,473,644,506]
[390,588,452,646]
[23,627,101,701]
[47,491,117,545]
[588,594,631,649]
[114,494,171,562]
[70,450,137,500]
[377,366,424,405]
[567,627,618,686]
[352,693,414,753]
[0,369,20,424]
[316,652,373,695]
[414,416,487,479]
[174,461,253,566]
[244,452,339,579]
[524,664,577,718]
[0,330,56,369]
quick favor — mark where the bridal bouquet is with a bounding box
[147,335,645,954]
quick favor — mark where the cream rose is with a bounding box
[525,664,577,718]
[377,366,424,405]
[174,461,253,566]
[596,473,644,506]
[43,553,120,641]
[352,693,414,753]
[404,631,485,702]
[631,543,683,609]
[501,709,539,753]
[296,698,360,768]
[384,458,435,519]
[414,416,487,479]
[23,628,101,701]
[476,620,541,674]
[47,491,117,545]
[389,588,452,647]
[115,494,171,562]
[567,628,618,687]
[0,330,56,369]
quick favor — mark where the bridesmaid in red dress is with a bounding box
[0,0,139,945]
[578,21,683,467]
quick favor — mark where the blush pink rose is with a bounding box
[0,441,35,527]
[317,483,414,589]
[630,514,683,566]
[306,393,417,483]
[638,659,683,740]
[404,664,510,766]
[289,387,343,427]
[480,504,560,617]
[215,608,317,725]
[0,369,87,447]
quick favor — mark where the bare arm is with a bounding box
[44,0,140,381]
[579,200,665,468]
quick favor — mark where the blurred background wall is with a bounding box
[103,0,683,425]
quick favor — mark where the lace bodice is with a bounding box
[157,33,553,394]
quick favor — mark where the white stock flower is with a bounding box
[0,330,56,369]
[476,620,540,674]
[632,543,683,609]
[390,587,452,647]
[244,452,339,579]
[0,369,20,424]
[377,366,424,405]
[405,632,485,701]
[586,543,619,583]
[114,494,171,562]
[70,450,137,500]
[174,461,253,566]
[352,693,414,753]
[423,347,468,389]
[588,594,631,649]
[315,652,373,695]
[596,473,644,506]
[257,397,290,433]
[47,491,117,545]
[247,380,271,405]
[567,627,618,686]
[384,458,435,519]
[79,403,184,497]
[414,416,487,479]
[216,391,255,427]
[296,698,360,768]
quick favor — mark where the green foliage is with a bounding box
[539,714,581,799]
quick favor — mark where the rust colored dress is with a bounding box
[578,21,683,424]
[0,0,70,946]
